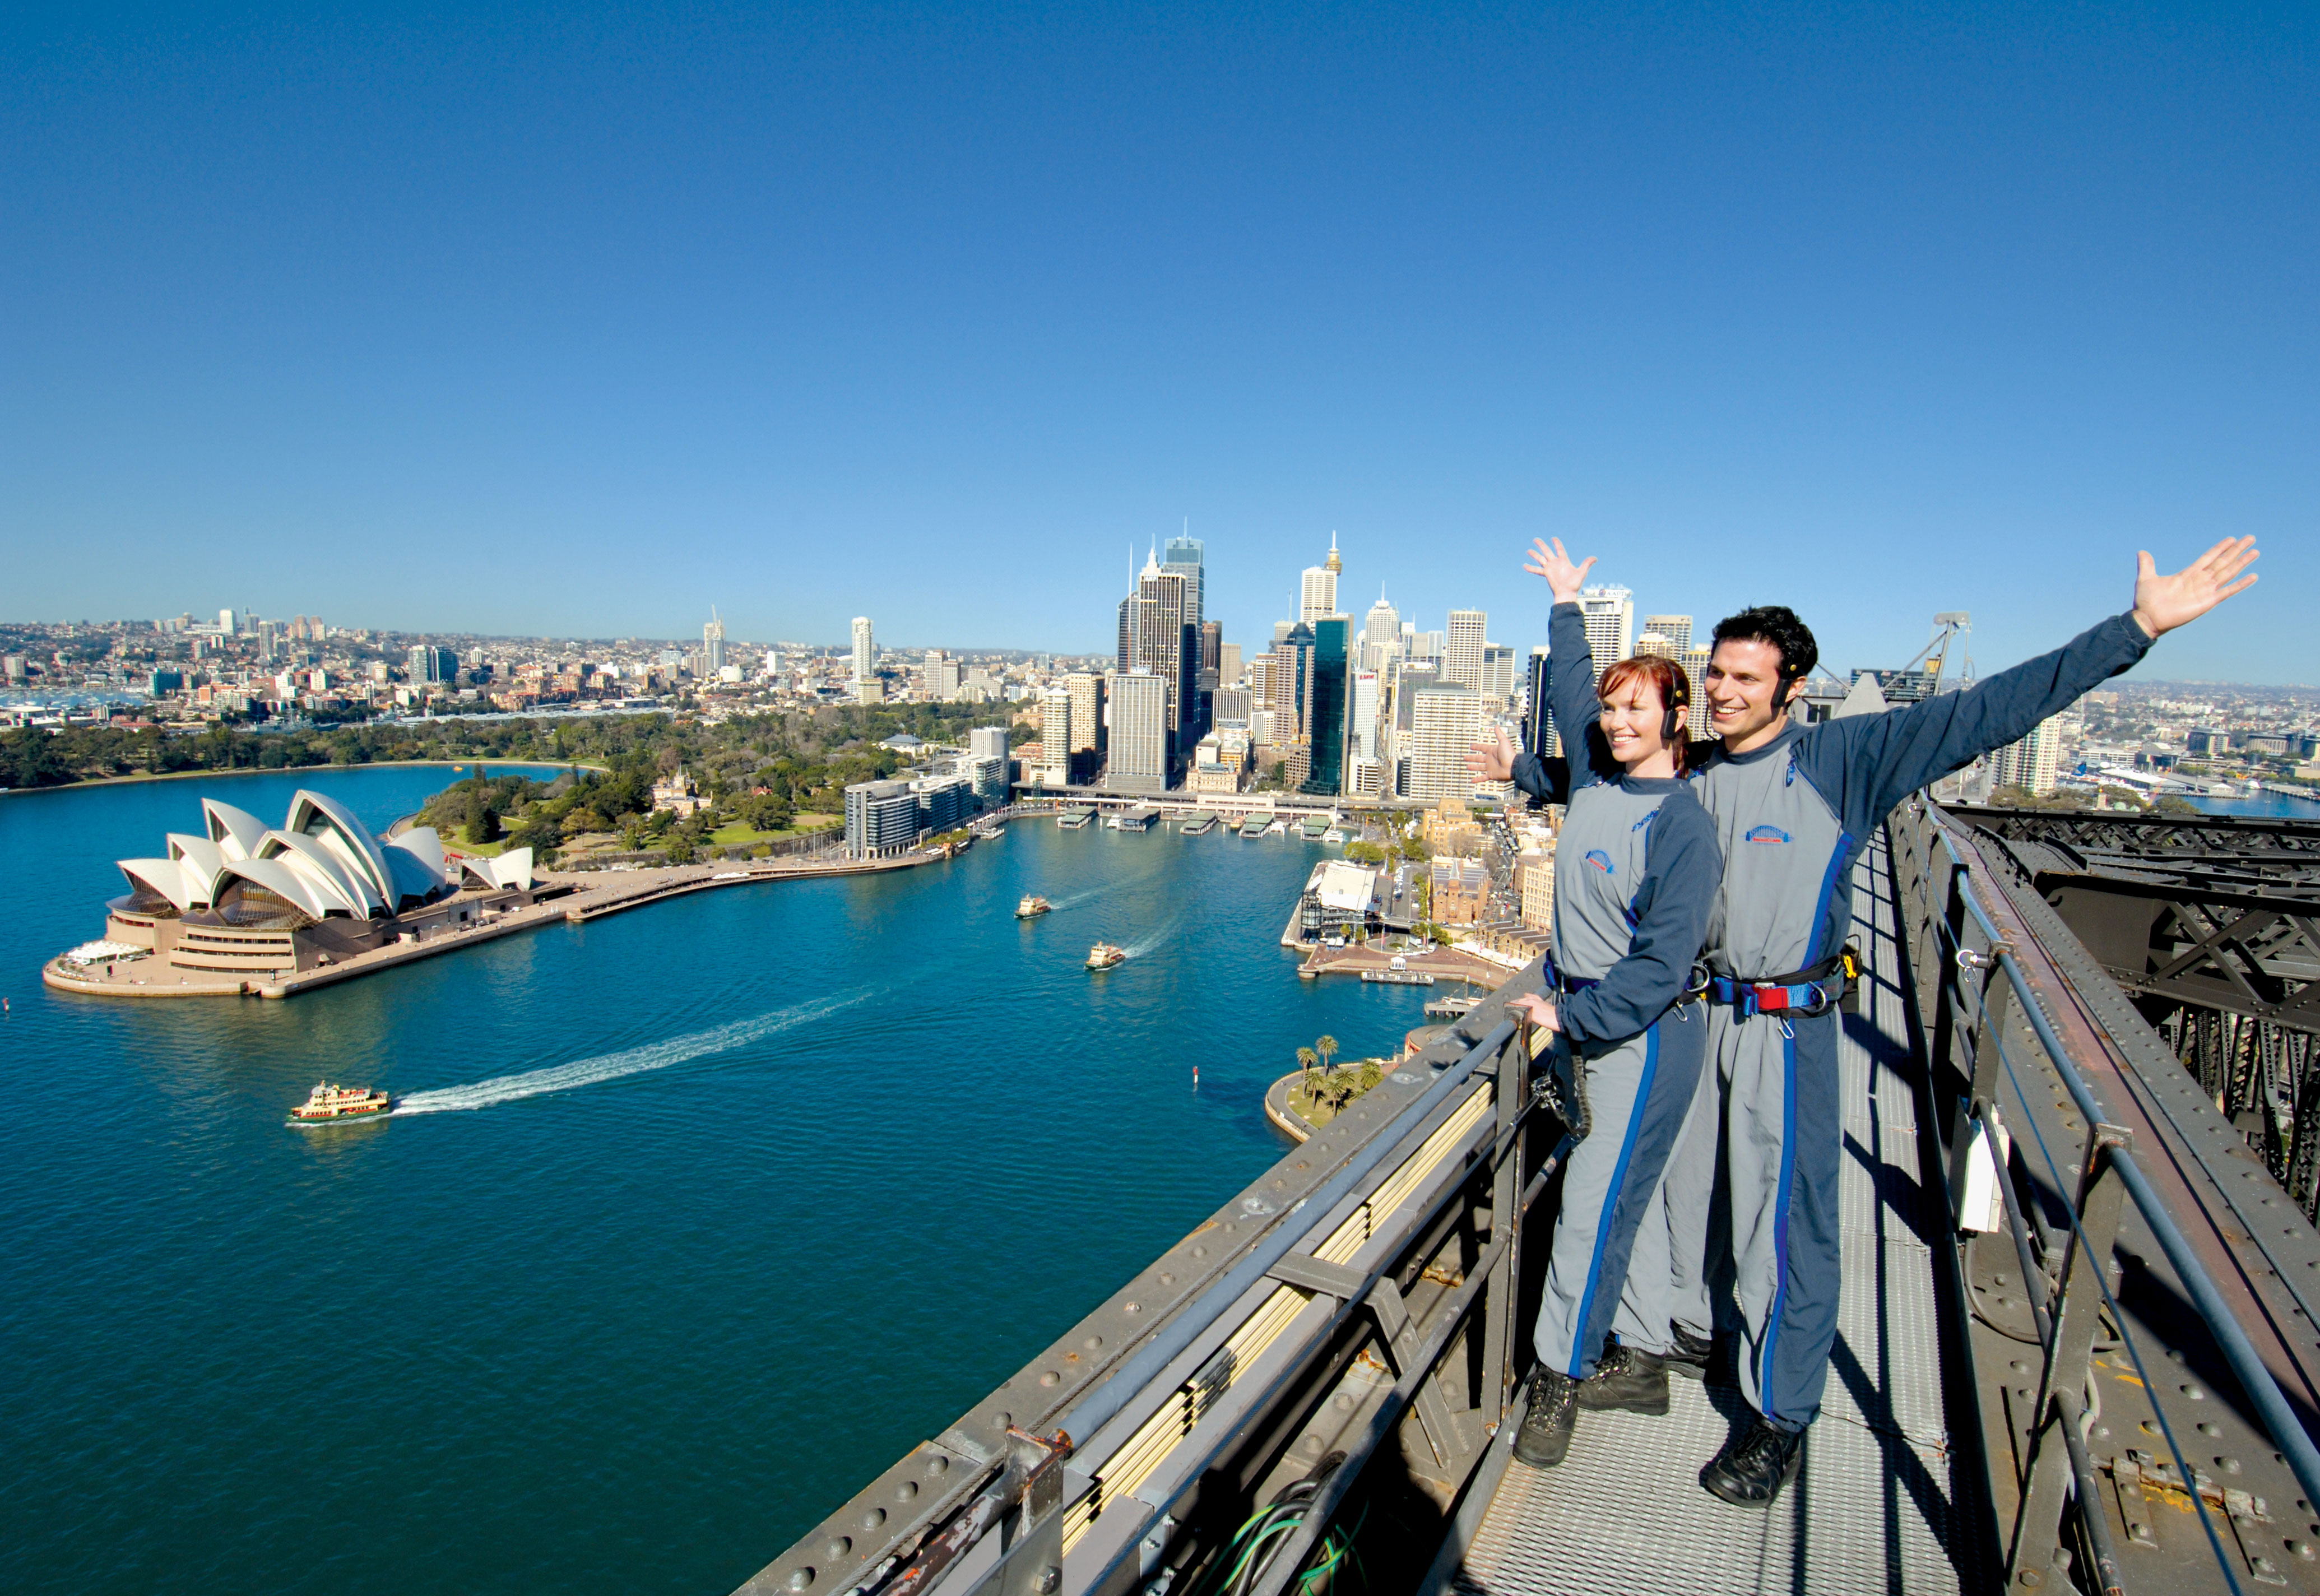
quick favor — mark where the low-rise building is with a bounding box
[1430,859,1488,926]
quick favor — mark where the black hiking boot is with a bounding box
[1577,1340,1670,1414]
[1700,1417,1806,1506]
[1512,1367,1580,1468]
[1664,1323,1715,1382]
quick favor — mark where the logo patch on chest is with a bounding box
[1584,849,1614,875]
[1745,825,1791,845]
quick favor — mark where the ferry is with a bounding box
[1016,895,1052,919]
[1086,942,1127,971]
[289,1082,393,1126]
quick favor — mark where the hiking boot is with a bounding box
[1700,1417,1806,1506]
[1512,1367,1580,1468]
[1577,1340,1670,1414]
[1664,1324,1715,1382]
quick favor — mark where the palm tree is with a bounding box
[1297,1047,1319,1106]
[1316,1034,1338,1079]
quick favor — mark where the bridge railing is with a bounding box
[1891,799,2320,1594]
[735,971,1562,1596]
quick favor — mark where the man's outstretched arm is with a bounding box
[1807,537,2259,831]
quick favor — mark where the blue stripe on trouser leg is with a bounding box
[1532,1015,1707,1379]
[1729,1006,1844,1427]
[1762,1008,1844,1425]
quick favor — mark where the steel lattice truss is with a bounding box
[1957,802,2320,1219]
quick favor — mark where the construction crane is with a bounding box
[1860,612,1972,704]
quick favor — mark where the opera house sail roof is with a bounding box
[114,789,533,929]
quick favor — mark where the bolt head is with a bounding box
[1034,1569,1060,1595]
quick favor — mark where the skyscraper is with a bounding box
[851,617,875,683]
[1300,617,1351,796]
[1163,535,1205,629]
[1445,610,1487,688]
[1521,648,1560,760]
[1362,592,1401,670]
[1579,587,1634,683]
[1064,671,1105,783]
[1299,533,1342,622]
[1479,643,1518,705]
[1039,686,1072,785]
[1683,644,1712,737]
[1131,550,1196,755]
[1407,686,1486,803]
[1219,642,1242,685]
[1105,670,1168,794]
[1989,715,2064,795]
[1346,668,1381,795]
[703,612,726,675]
[1644,615,1693,656]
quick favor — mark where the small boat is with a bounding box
[1017,895,1052,918]
[289,1082,392,1126]
[1087,942,1128,971]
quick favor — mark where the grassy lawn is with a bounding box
[443,835,512,857]
[706,814,842,847]
[1286,1062,1389,1128]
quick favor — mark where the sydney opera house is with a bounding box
[49,788,542,994]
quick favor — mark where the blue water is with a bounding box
[0,770,1423,1595]
[2186,791,2320,819]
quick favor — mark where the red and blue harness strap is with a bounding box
[1706,950,1852,1018]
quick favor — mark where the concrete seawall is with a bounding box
[42,847,947,1003]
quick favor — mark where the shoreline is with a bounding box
[0,757,601,798]
[40,847,941,1002]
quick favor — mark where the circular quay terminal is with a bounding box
[3,9,2316,1596]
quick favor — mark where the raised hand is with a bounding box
[1524,537,1596,606]
[2132,537,2260,638]
[1466,725,1517,782]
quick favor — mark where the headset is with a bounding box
[1662,671,1691,744]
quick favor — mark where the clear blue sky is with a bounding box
[4,3,2313,681]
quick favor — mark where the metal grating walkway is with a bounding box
[1450,839,1981,1595]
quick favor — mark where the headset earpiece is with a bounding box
[1663,690,1686,744]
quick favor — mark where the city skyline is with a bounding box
[4,7,2312,681]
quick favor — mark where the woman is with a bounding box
[1465,537,1721,1469]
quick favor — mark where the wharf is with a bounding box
[41,849,939,1003]
[1293,939,1507,986]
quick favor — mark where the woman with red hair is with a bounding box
[1467,577,1722,1471]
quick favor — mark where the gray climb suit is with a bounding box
[1513,708,1720,1380]
[1542,601,2154,1428]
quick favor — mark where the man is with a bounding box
[1473,535,2258,1505]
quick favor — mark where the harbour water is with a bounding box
[2187,790,2320,819]
[0,769,1430,1596]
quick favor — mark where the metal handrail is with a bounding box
[1055,1019,1519,1449]
[1923,816,2320,1519]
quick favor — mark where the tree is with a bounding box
[1316,1034,1338,1078]
[1297,1046,1319,1103]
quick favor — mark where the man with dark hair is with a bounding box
[1474,535,2259,1505]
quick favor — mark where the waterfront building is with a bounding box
[703,612,726,676]
[1578,586,1634,685]
[1644,614,1693,656]
[1104,670,1169,794]
[851,618,875,684]
[844,779,920,857]
[1406,685,1484,804]
[1445,610,1487,689]
[99,790,536,981]
[1062,672,1105,783]
[1163,535,1206,629]
[1129,551,1199,755]
[1038,686,1073,785]
[912,774,973,833]
[969,725,1010,767]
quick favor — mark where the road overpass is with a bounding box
[732,799,2320,1596]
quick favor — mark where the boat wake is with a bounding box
[391,990,876,1115]
[1120,922,1177,959]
